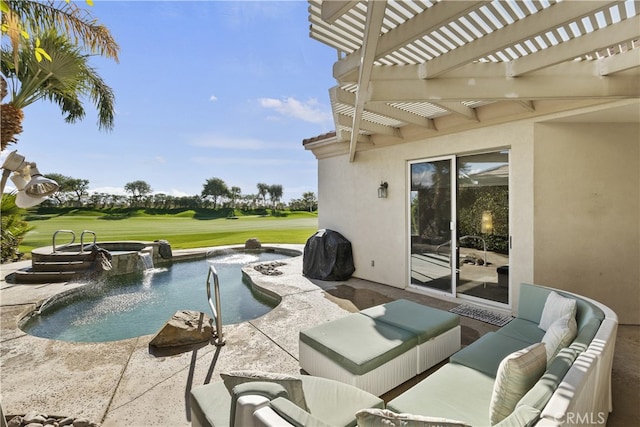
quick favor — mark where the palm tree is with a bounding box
[1,0,119,150]
[1,29,116,150]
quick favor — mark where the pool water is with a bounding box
[21,251,288,342]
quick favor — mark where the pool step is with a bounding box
[31,260,94,272]
[13,252,97,284]
[12,270,85,284]
[32,251,95,263]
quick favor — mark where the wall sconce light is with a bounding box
[378,181,388,198]
[481,210,493,234]
[1,150,59,208]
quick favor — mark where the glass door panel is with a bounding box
[409,157,455,295]
[456,151,509,305]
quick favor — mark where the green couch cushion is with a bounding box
[190,381,231,427]
[449,332,532,378]
[516,347,578,410]
[495,318,545,344]
[570,317,602,353]
[517,284,552,324]
[355,408,471,427]
[299,313,418,375]
[387,363,495,426]
[269,397,332,427]
[360,299,460,343]
[493,405,541,427]
[299,375,384,427]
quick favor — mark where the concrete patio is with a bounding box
[1,247,637,426]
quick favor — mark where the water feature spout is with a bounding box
[138,251,154,270]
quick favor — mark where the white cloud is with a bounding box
[258,97,331,124]
[209,95,218,102]
[90,186,127,195]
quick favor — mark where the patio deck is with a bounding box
[1,245,637,426]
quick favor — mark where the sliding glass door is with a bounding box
[409,156,456,295]
[409,151,510,305]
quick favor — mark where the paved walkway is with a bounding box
[1,245,637,426]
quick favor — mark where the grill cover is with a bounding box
[303,229,355,281]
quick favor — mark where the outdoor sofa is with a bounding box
[189,283,618,426]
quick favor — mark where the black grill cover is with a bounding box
[303,229,355,281]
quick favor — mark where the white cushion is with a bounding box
[538,291,577,331]
[542,313,578,361]
[356,408,471,427]
[489,343,546,425]
[221,370,308,411]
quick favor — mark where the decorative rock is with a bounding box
[149,310,213,348]
[72,418,91,427]
[254,261,286,276]
[59,417,74,426]
[23,413,46,424]
[245,238,261,249]
[7,416,22,427]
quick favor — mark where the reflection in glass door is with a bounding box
[409,151,510,305]
[456,152,509,305]
[409,157,455,295]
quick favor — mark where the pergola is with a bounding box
[307,0,640,161]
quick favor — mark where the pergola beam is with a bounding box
[419,1,615,79]
[334,0,481,80]
[508,14,640,77]
[367,64,640,102]
[349,0,387,163]
[321,0,358,23]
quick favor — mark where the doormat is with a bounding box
[450,304,513,327]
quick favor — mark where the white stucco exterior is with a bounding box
[308,100,639,324]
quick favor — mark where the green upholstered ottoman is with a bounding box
[299,301,461,396]
[299,313,418,396]
[360,299,461,373]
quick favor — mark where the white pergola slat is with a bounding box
[309,0,640,161]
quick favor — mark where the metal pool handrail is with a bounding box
[52,229,75,253]
[80,230,97,252]
[206,264,225,346]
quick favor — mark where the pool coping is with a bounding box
[0,244,353,426]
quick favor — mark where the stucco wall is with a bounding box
[533,122,640,324]
[317,121,536,309]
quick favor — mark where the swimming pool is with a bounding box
[20,251,291,342]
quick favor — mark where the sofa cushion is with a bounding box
[539,291,577,331]
[516,347,577,411]
[450,332,532,378]
[360,299,460,343]
[190,381,231,427]
[221,370,308,411]
[355,408,471,427]
[299,375,385,427]
[388,363,495,425]
[495,318,545,344]
[269,397,332,427]
[489,343,547,425]
[299,313,417,375]
[541,313,577,361]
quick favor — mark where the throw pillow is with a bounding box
[489,342,546,425]
[538,291,577,331]
[355,408,471,427]
[542,313,578,361]
[220,370,308,411]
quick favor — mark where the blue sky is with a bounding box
[8,0,337,202]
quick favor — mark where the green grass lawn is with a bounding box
[20,209,318,254]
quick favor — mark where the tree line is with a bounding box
[43,175,318,212]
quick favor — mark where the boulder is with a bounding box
[149,310,213,348]
[245,238,261,249]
